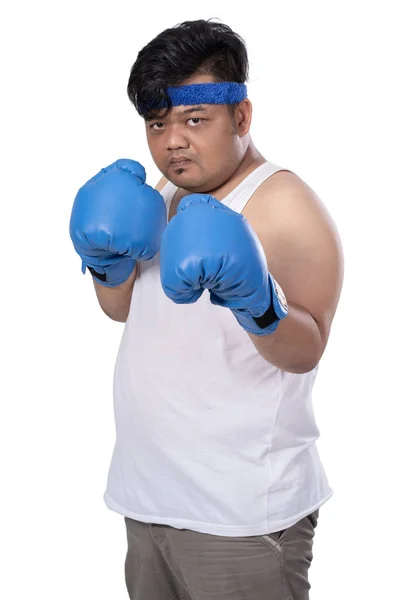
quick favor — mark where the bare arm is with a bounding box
[243,172,344,373]
[93,174,169,322]
[93,262,139,322]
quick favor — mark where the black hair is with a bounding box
[127,19,249,120]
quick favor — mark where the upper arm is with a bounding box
[244,172,344,348]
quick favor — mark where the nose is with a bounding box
[165,123,190,151]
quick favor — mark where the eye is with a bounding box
[187,118,204,126]
[150,122,164,130]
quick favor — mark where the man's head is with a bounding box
[127,19,252,192]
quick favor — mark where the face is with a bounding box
[145,74,252,193]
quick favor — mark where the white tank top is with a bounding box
[104,161,333,536]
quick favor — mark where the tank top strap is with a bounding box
[160,180,178,208]
[223,162,293,214]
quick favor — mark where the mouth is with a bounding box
[169,158,192,168]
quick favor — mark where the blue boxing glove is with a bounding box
[160,194,288,335]
[70,159,167,287]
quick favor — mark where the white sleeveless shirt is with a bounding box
[104,161,333,536]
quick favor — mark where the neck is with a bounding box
[206,137,266,199]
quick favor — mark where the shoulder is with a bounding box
[243,169,343,268]
[243,169,336,235]
[243,169,344,338]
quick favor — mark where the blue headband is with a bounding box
[141,82,247,115]
[167,82,247,106]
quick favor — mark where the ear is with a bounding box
[234,99,252,137]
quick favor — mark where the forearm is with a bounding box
[92,263,138,322]
[248,302,324,374]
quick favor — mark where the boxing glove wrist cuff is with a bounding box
[232,274,289,336]
[85,258,136,288]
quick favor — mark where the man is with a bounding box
[70,18,344,600]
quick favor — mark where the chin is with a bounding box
[169,174,204,191]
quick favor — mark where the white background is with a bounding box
[1,1,399,598]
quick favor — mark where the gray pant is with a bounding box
[124,510,319,600]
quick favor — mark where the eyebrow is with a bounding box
[147,106,208,123]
